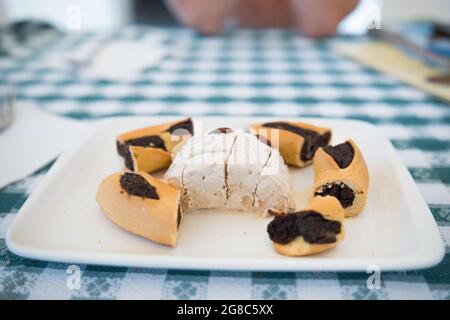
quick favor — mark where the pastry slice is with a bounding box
[164,130,294,214]
[96,171,183,247]
[226,133,272,211]
[312,139,369,217]
[253,148,295,214]
[180,130,237,210]
[116,118,193,173]
[163,137,196,205]
[267,196,345,256]
[250,121,331,168]
[183,151,230,209]
[165,129,237,210]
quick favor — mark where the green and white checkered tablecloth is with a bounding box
[0,27,449,300]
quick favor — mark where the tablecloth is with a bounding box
[0,27,449,300]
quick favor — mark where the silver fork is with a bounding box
[0,86,15,132]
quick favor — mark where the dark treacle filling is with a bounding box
[315,183,355,208]
[267,210,341,245]
[254,134,272,147]
[166,118,194,135]
[116,140,128,157]
[261,122,330,162]
[123,148,135,171]
[177,204,182,230]
[116,141,134,171]
[124,135,167,151]
[120,172,159,200]
[323,142,354,169]
[209,127,234,134]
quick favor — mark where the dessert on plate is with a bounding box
[267,196,345,256]
[95,118,370,256]
[312,139,369,217]
[116,118,193,173]
[96,171,183,247]
[250,121,331,168]
[164,129,295,215]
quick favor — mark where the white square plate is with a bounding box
[6,116,445,271]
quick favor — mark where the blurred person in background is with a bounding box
[165,0,359,38]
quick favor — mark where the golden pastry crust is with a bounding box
[250,121,331,168]
[116,118,193,173]
[96,171,182,247]
[272,196,345,256]
[311,139,369,217]
[117,118,193,148]
[128,146,172,174]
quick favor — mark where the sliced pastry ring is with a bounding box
[250,121,331,168]
[267,196,345,256]
[96,171,183,247]
[116,118,193,173]
[96,119,370,255]
[312,139,369,217]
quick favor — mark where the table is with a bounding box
[0,27,449,300]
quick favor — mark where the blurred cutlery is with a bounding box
[0,86,15,132]
[369,29,450,85]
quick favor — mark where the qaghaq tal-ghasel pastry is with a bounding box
[267,196,345,256]
[250,121,331,168]
[116,118,194,173]
[96,171,183,247]
[312,139,369,217]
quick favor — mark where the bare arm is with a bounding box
[165,0,359,37]
[165,0,237,35]
[290,0,359,38]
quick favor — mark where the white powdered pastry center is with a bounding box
[164,131,293,214]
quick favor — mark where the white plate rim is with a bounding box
[6,116,445,272]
